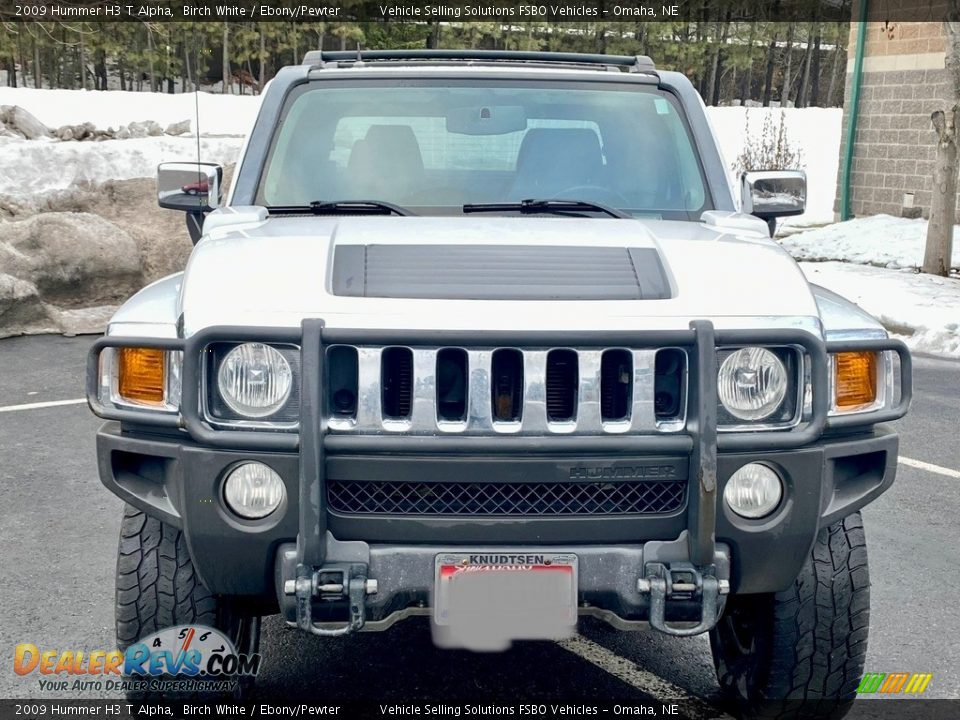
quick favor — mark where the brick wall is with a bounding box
[833,21,954,219]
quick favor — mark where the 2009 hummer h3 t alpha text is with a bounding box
[88,50,911,715]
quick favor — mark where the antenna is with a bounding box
[194,78,201,171]
[185,32,204,244]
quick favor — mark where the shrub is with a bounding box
[732,111,805,175]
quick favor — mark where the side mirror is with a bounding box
[157,162,223,213]
[741,170,806,235]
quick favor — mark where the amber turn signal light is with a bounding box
[117,348,166,405]
[834,352,877,409]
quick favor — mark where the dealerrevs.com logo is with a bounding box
[14,625,260,693]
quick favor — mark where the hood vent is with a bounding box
[331,244,671,301]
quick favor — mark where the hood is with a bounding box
[178,214,821,336]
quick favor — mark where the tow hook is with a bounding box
[285,563,376,637]
[638,562,728,637]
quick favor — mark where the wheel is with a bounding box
[115,505,261,698]
[709,512,870,720]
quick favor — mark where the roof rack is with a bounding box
[302,49,657,75]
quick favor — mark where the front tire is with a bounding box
[710,512,870,720]
[115,505,260,697]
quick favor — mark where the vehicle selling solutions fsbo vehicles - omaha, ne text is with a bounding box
[87,50,911,717]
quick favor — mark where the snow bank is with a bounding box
[0,88,841,218]
[801,261,960,357]
[0,136,243,196]
[783,214,960,270]
[707,106,841,226]
[0,87,259,136]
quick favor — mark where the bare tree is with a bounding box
[222,22,231,95]
[923,20,960,276]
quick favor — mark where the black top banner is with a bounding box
[0,0,955,24]
[0,0,960,24]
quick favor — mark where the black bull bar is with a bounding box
[86,319,912,636]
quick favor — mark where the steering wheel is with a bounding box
[549,185,631,208]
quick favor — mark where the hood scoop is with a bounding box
[331,244,671,301]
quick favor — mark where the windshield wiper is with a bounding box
[462,198,630,219]
[268,200,415,216]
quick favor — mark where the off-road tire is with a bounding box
[115,504,260,698]
[710,512,870,720]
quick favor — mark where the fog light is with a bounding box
[223,462,285,519]
[724,463,783,519]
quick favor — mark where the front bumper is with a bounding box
[97,422,898,619]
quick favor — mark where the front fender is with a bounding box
[810,283,887,341]
[107,272,182,338]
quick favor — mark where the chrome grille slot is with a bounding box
[546,349,578,422]
[329,345,687,435]
[491,349,523,423]
[381,347,413,419]
[436,349,467,423]
[601,349,633,421]
[327,346,358,420]
[655,348,686,424]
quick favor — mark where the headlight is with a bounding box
[724,463,783,519]
[223,462,285,519]
[718,347,788,421]
[217,343,293,418]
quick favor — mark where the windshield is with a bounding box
[257,79,711,219]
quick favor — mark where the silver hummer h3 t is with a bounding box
[88,50,911,716]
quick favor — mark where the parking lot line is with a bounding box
[557,634,732,719]
[899,456,960,480]
[0,398,87,413]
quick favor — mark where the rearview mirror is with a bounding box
[157,162,223,213]
[740,170,806,219]
[446,105,527,135]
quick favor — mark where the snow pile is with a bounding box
[0,87,258,136]
[801,262,960,357]
[0,135,243,196]
[782,214,960,270]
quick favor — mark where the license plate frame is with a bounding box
[433,551,578,648]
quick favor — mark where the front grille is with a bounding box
[327,479,686,516]
[325,345,687,435]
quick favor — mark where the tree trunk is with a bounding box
[923,20,960,276]
[762,34,778,106]
[781,25,794,106]
[258,28,266,90]
[147,30,156,92]
[826,35,844,107]
[79,34,87,90]
[796,25,814,108]
[184,42,191,93]
[810,31,822,106]
[705,23,723,105]
[222,22,231,94]
[739,23,756,104]
[924,107,957,275]
[95,49,107,90]
[33,40,41,89]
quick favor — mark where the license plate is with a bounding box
[432,552,578,650]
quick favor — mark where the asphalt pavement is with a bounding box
[1,335,958,709]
